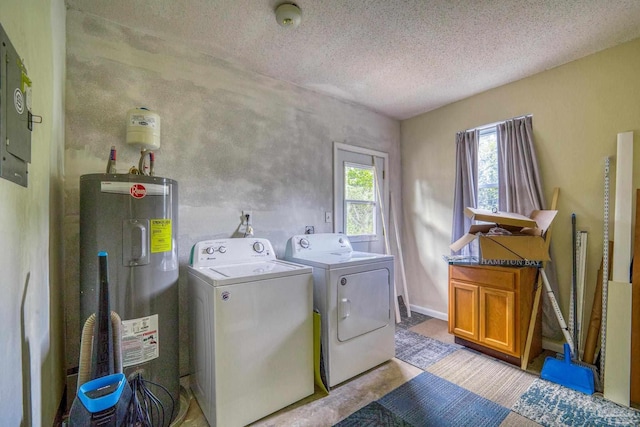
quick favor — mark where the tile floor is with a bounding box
[176,316,546,426]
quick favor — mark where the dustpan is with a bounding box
[541,343,595,394]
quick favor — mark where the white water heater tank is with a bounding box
[126,107,161,150]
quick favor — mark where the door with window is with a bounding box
[334,143,388,254]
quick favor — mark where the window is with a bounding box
[477,127,498,211]
[344,163,376,236]
[334,142,388,252]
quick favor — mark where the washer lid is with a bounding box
[190,259,311,285]
[287,250,393,269]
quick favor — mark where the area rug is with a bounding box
[395,328,460,370]
[397,303,431,330]
[335,371,510,426]
[512,378,640,426]
[333,401,413,427]
[425,348,537,408]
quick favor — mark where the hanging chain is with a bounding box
[600,157,610,387]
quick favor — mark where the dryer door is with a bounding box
[337,268,390,342]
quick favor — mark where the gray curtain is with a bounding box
[451,129,478,258]
[497,115,562,340]
[497,116,546,212]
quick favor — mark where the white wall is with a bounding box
[0,0,66,425]
[401,38,640,335]
[63,11,401,379]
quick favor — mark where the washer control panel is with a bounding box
[191,238,275,267]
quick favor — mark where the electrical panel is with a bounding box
[1,23,32,187]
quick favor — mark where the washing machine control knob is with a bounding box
[338,237,344,244]
[218,246,227,254]
[205,246,215,254]
[299,238,309,248]
[253,242,264,253]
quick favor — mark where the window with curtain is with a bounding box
[450,115,562,341]
[451,115,544,254]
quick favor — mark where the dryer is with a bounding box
[188,238,313,427]
[285,233,395,388]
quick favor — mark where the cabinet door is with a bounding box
[479,287,515,354]
[449,280,478,341]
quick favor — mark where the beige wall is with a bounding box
[0,0,66,425]
[401,37,640,333]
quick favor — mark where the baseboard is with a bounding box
[409,304,447,321]
[542,338,564,354]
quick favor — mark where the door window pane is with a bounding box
[345,165,375,201]
[344,164,376,237]
[345,202,375,236]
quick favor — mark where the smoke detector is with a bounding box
[275,3,302,29]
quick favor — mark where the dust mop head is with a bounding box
[68,372,132,426]
[540,343,595,395]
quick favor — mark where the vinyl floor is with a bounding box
[177,311,639,427]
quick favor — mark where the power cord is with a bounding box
[124,373,175,427]
[243,214,254,237]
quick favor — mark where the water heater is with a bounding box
[79,173,178,425]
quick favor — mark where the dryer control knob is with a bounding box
[253,242,264,253]
[299,238,309,248]
[205,246,215,254]
[218,246,227,254]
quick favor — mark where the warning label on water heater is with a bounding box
[150,219,172,253]
[121,314,159,367]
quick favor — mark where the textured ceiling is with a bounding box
[65,0,640,120]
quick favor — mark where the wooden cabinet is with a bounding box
[448,264,541,366]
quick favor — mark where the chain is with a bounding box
[600,157,610,386]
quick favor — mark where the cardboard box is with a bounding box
[450,207,557,262]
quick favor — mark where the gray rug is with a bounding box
[512,378,640,426]
[397,298,432,330]
[334,401,413,427]
[395,328,460,370]
[336,372,510,426]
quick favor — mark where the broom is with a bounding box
[539,217,596,395]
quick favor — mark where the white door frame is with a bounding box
[333,142,389,250]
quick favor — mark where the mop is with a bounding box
[69,252,132,426]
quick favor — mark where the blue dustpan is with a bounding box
[540,343,595,394]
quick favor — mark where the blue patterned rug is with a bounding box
[336,312,640,427]
[512,378,640,426]
[335,371,510,426]
[395,328,460,370]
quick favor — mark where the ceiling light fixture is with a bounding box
[275,3,302,29]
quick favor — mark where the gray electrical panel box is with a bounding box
[1,23,32,187]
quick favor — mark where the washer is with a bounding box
[285,233,395,388]
[188,238,313,427]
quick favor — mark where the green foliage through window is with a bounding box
[345,164,376,236]
[478,128,498,211]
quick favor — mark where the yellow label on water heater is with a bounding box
[150,219,172,253]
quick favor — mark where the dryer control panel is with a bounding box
[191,238,275,267]
[285,233,352,258]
